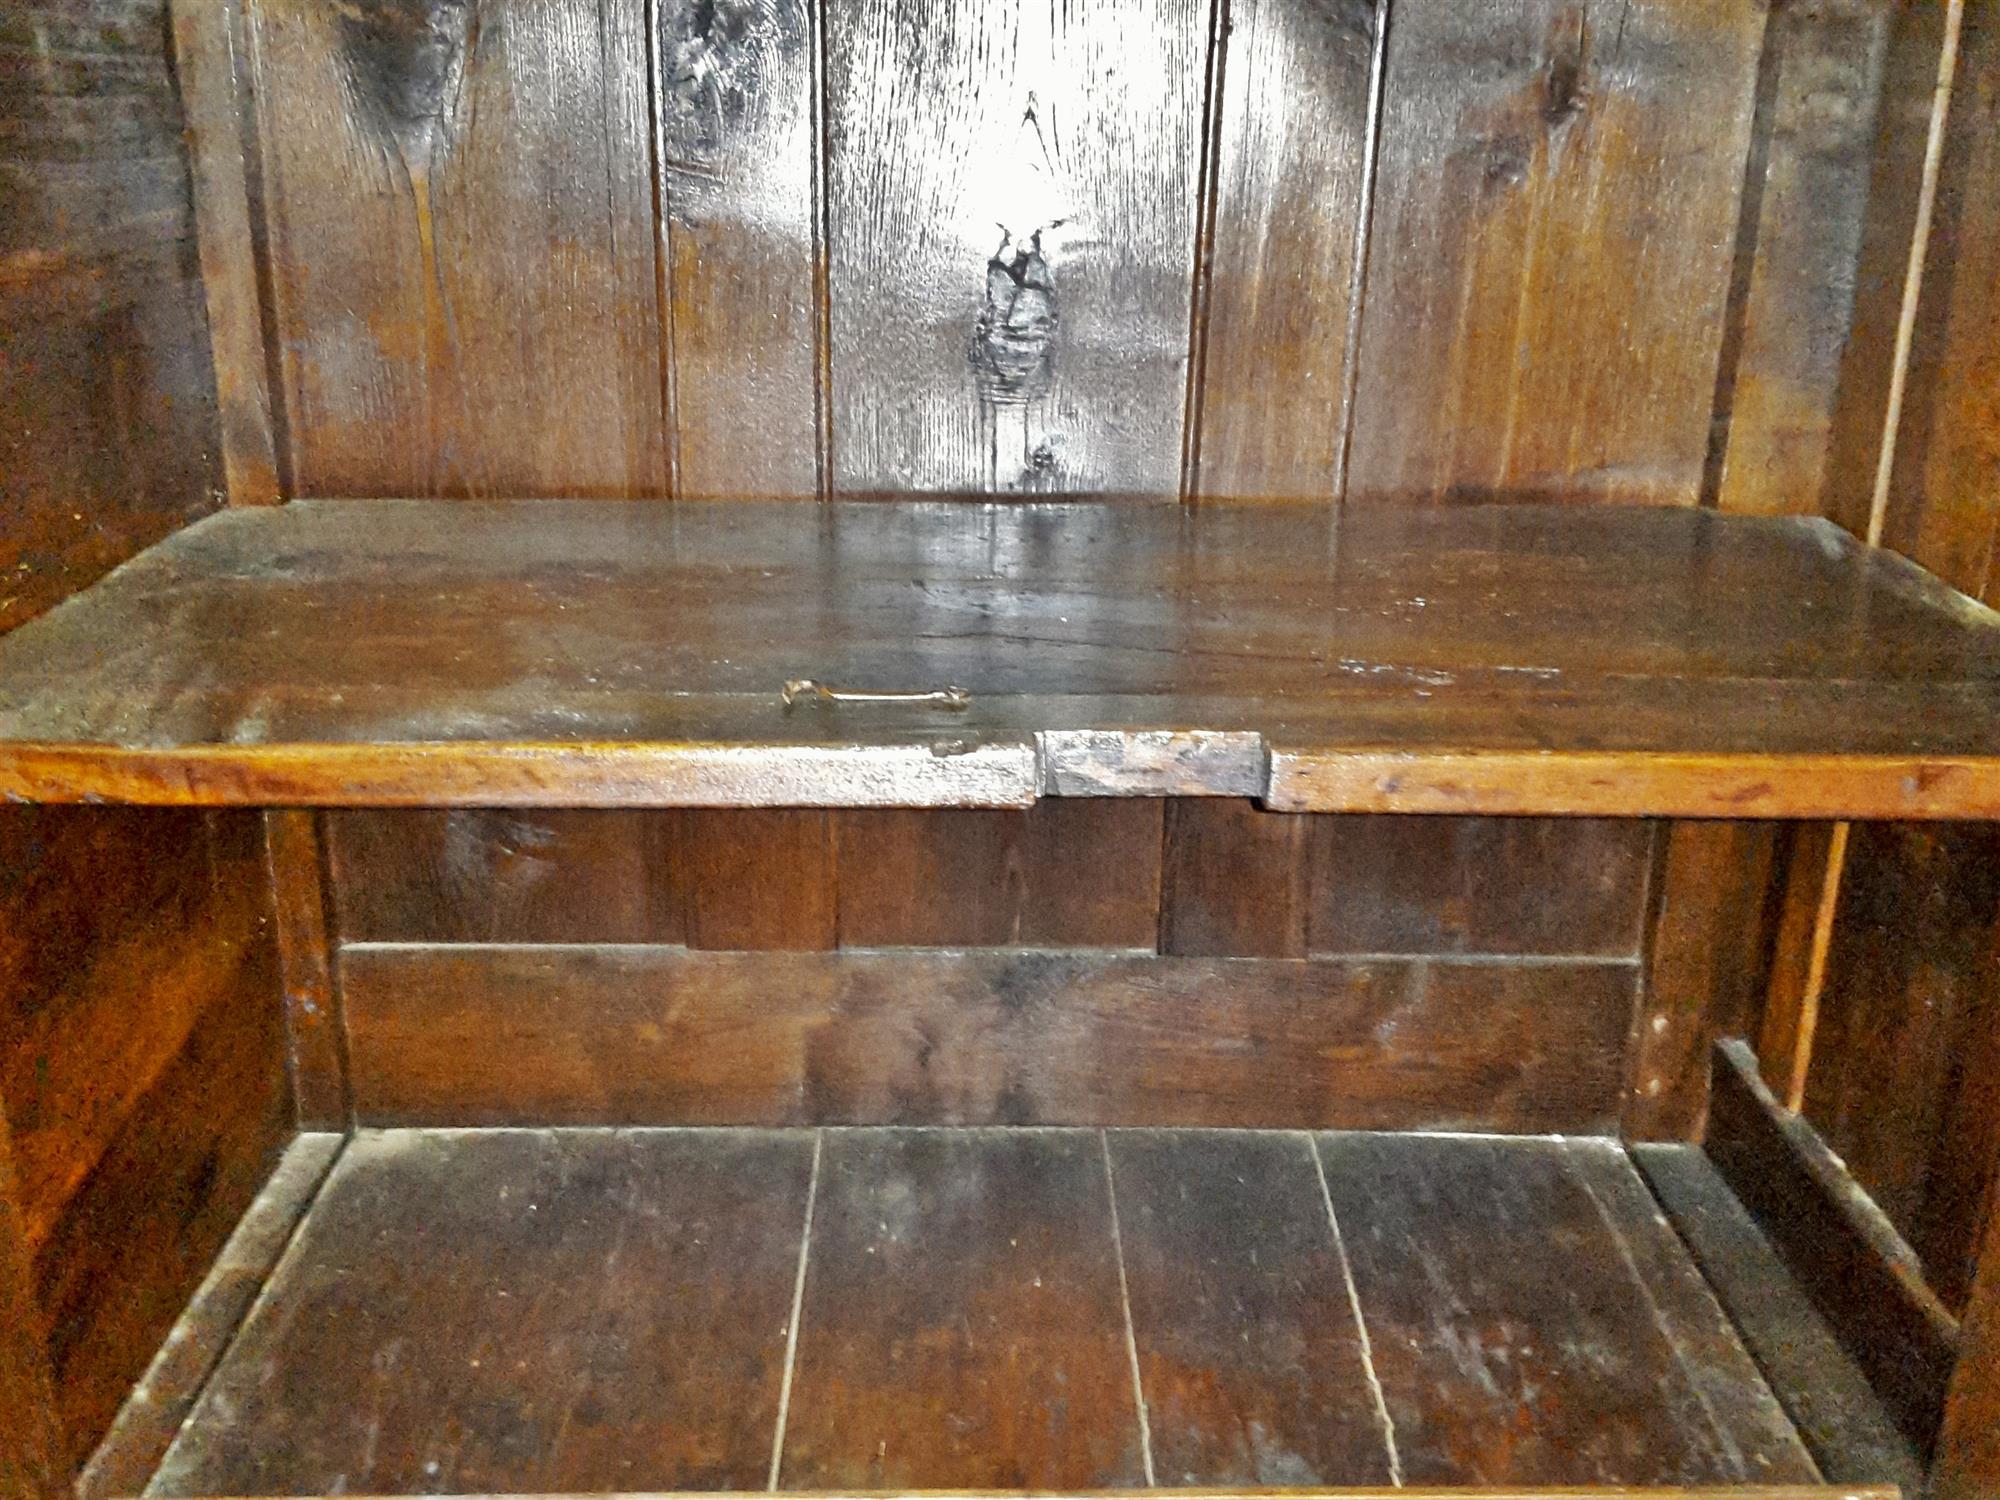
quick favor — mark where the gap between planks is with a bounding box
[1308,1133,1403,1487]
[768,1130,824,1490]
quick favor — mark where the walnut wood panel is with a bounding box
[779,1129,1145,1487]
[0,0,222,634]
[28,813,289,1470]
[1707,1038,1960,1452]
[1712,0,1893,517]
[1803,821,2000,1315]
[1936,1192,2000,1500]
[1345,0,1764,507]
[247,0,666,497]
[7,501,2000,814]
[1108,1130,1394,1485]
[822,0,1202,494]
[1189,0,1377,500]
[1159,799,1310,958]
[149,1129,815,1496]
[0,1109,61,1500]
[655,0,820,499]
[338,945,1639,1132]
[1316,1133,1815,1487]
[679,809,837,951]
[266,811,347,1128]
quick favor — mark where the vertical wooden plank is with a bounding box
[1935,1197,2000,1500]
[265,811,347,1129]
[1107,1130,1394,1485]
[1017,801,1163,949]
[654,0,820,498]
[1757,819,1849,1110]
[1307,816,1653,958]
[1627,821,1780,1141]
[1190,0,1377,500]
[1345,0,1764,506]
[1713,0,1894,517]
[823,0,1204,495]
[778,1129,1145,1487]
[170,0,284,505]
[682,810,836,951]
[1159,799,1308,958]
[0,1108,61,1500]
[249,0,667,497]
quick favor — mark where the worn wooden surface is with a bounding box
[339,946,1638,1133]
[0,0,223,634]
[1757,821,1850,1110]
[77,1133,341,1500]
[264,811,347,1128]
[1936,1188,2000,1500]
[5,501,2000,813]
[0,1108,61,1500]
[1345,0,1764,507]
[1634,1143,1924,1491]
[1706,1038,1960,1452]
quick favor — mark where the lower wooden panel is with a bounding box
[339,946,1641,1133]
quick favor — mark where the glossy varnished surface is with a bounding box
[3,500,2000,813]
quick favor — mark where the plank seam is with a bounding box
[1177,0,1231,504]
[1332,0,1392,505]
[642,0,682,499]
[1099,1130,1157,1486]
[1308,1132,1402,1486]
[767,1128,822,1490]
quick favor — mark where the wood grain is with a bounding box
[247,0,666,497]
[1107,1130,1394,1485]
[1757,820,1849,1108]
[149,1128,816,1496]
[822,0,1203,494]
[1190,0,1377,500]
[681,809,836,950]
[1345,0,1765,506]
[1706,1037,1960,1452]
[1315,1132,1815,1487]
[655,0,820,499]
[338,945,1640,1133]
[0,1107,61,1500]
[265,811,346,1128]
[0,0,223,633]
[9,501,2000,814]
[1935,1190,2000,1500]
[1159,799,1309,958]
[778,1129,1145,1487]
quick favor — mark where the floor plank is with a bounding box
[1312,1133,1818,1487]
[1107,1130,1394,1485]
[777,1129,1146,1488]
[147,1129,814,1496]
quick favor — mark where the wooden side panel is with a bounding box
[0,1111,61,1500]
[1190,0,1376,500]
[339,945,1639,1133]
[0,0,222,633]
[1936,1194,2000,1500]
[823,0,1203,495]
[779,1129,1144,1488]
[248,0,666,497]
[1345,0,1763,506]
[655,0,820,499]
[266,812,347,1128]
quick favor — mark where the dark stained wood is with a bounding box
[1627,821,1780,1141]
[31,811,290,1471]
[149,1128,815,1496]
[1758,821,1849,1109]
[1345,0,1765,507]
[1803,821,2000,1314]
[1935,1193,2000,1500]
[1190,0,1377,500]
[338,946,1639,1133]
[655,0,819,499]
[1713,0,1895,517]
[1633,1143,1925,1491]
[327,809,674,944]
[1315,1132,1816,1487]
[246,0,666,497]
[836,804,1161,949]
[0,0,223,634]
[822,0,1203,495]
[681,810,836,951]
[265,811,347,1128]
[1160,799,1309,958]
[169,0,283,506]
[1107,1130,1394,1485]
[7,501,2000,813]
[0,1107,61,1500]
[779,1129,1144,1487]
[77,1133,342,1500]
[1706,1037,1960,1452]
[1309,816,1653,959]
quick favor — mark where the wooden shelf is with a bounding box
[105,1127,1891,1499]
[4,499,2000,816]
